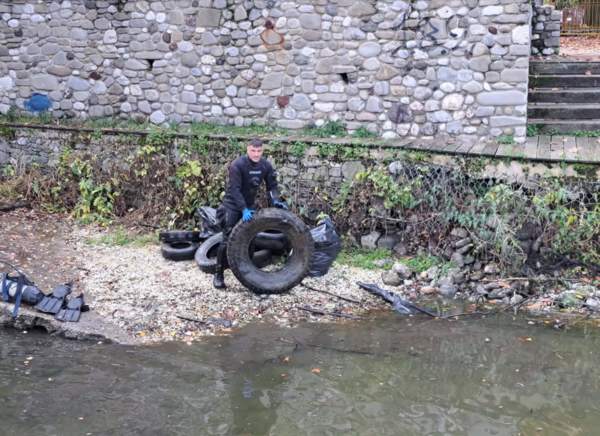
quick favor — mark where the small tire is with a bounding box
[161,241,200,261]
[254,231,287,252]
[195,233,256,274]
[159,231,201,243]
[227,208,314,294]
[251,249,272,269]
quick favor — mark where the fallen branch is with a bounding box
[176,315,232,327]
[301,283,363,304]
[296,306,362,320]
[0,202,31,212]
[177,315,208,323]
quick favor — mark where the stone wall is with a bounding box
[0,0,531,142]
[531,4,561,57]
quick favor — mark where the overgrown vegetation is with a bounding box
[526,124,540,137]
[2,125,600,275]
[496,135,516,145]
[336,247,395,270]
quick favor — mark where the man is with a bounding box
[214,138,287,289]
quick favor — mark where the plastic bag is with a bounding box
[198,206,221,239]
[308,217,342,277]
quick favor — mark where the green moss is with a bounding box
[0,125,15,139]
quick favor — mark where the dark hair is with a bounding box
[248,139,263,147]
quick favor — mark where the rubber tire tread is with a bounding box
[159,231,201,243]
[195,233,224,274]
[251,249,272,269]
[254,232,287,251]
[227,208,314,294]
[161,241,200,261]
[195,233,258,274]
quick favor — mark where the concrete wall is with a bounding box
[0,0,531,142]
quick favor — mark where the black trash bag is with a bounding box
[308,217,342,277]
[198,206,221,239]
[357,282,437,316]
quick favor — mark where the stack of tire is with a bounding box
[160,209,314,294]
[159,227,289,271]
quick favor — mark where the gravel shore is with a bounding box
[73,228,388,343]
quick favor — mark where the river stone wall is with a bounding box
[0,0,531,142]
[531,4,561,57]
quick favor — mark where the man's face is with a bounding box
[247,145,263,162]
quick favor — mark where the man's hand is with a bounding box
[274,201,288,210]
[242,209,255,221]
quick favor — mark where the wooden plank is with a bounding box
[454,140,475,154]
[564,136,579,162]
[442,140,463,153]
[429,139,449,152]
[550,135,565,161]
[588,137,600,162]
[480,141,499,157]
[524,136,538,160]
[468,140,488,155]
[495,143,516,157]
[416,140,436,151]
[537,135,551,160]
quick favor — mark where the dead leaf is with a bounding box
[498,282,511,288]
[139,331,146,337]
[563,138,568,142]
[551,88,559,91]
[518,337,532,342]
[586,70,592,76]
[281,374,286,377]
[283,356,290,363]
[311,368,322,373]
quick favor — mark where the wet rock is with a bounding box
[484,264,500,274]
[420,286,436,295]
[438,285,458,298]
[510,294,524,305]
[382,272,402,287]
[450,252,464,268]
[476,285,489,296]
[392,262,412,279]
[470,272,484,281]
[488,289,510,300]
[361,231,381,249]
[586,298,600,311]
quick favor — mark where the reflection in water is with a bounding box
[2,314,600,435]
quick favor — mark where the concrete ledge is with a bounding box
[1,302,134,344]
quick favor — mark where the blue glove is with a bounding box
[242,209,254,221]
[274,201,288,210]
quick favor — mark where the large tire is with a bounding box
[195,233,223,274]
[254,231,287,252]
[161,241,200,261]
[195,233,258,274]
[159,230,201,243]
[227,208,314,294]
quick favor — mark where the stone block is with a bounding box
[196,8,222,27]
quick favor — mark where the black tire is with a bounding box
[161,241,200,261]
[195,233,223,274]
[254,231,287,252]
[195,233,257,274]
[251,249,272,269]
[159,231,201,243]
[227,208,314,294]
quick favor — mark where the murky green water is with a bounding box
[2,314,600,436]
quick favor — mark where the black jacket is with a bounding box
[222,155,279,212]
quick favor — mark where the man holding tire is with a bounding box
[214,139,287,289]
